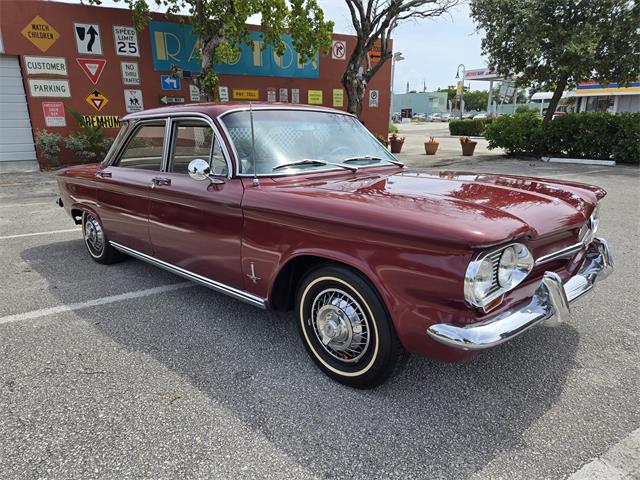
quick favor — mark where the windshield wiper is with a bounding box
[272,158,358,173]
[342,156,404,167]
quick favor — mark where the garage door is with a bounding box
[0,56,38,171]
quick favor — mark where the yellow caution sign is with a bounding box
[85,90,109,112]
[232,89,260,100]
[21,16,61,53]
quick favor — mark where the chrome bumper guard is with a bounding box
[427,238,613,351]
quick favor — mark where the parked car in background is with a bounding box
[56,103,614,388]
[473,112,488,119]
[412,113,426,121]
[440,113,453,122]
[428,113,442,122]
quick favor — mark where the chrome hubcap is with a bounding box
[311,288,370,363]
[84,215,104,255]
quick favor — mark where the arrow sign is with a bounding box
[160,75,181,91]
[76,58,106,84]
[85,90,109,111]
[159,95,185,105]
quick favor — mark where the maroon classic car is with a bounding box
[56,103,613,388]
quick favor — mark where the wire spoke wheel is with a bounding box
[83,214,105,257]
[310,288,371,363]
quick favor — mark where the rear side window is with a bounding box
[117,123,165,170]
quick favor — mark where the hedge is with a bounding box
[448,118,492,137]
[483,112,640,164]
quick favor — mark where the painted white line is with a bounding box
[0,228,80,240]
[568,427,640,479]
[0,202,54,209]
[0,282,194,325]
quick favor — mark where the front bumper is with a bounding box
[427,237,613,351]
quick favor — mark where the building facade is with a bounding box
[391,92,448,116]
[0,0,392,171]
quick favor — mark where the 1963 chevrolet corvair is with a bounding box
[56,103,613,388]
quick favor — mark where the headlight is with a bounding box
[465,243,534,309]
[589,203,600,236]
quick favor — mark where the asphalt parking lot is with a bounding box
[1,159,639,479]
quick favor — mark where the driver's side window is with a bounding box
[169,120,228,176]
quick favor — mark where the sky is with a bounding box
[58,0,489,92]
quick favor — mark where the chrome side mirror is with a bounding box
[187,158,211,181]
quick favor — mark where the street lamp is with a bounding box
[390,52,405,122]
[455,63,465,119]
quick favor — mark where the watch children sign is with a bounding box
[149,21,319,79]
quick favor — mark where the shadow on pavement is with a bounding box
[21,241,580,479]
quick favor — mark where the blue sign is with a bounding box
[149,21,319,79]
[160,75,181,90]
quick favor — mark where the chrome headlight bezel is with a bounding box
[464,243,534,309]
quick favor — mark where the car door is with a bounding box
[147,117,245,290]
[96,120,167,255]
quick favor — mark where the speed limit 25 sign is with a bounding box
[113,26,139,57]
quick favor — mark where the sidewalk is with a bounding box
[392,122,507,168]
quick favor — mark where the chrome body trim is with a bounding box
[534,241,584,266]
[109,241,267,309]
[427,237,613,350]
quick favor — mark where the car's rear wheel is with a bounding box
[82,212,122,264]
[296,265,406,388]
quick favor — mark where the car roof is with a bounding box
[122,102,351,122]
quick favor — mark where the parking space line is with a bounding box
[0,282,194,325]
[0,202,54,209]
[0,228,81,240]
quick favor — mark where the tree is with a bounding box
[343,0,458,117]
[470,0,640,122]
[89,0,334,100]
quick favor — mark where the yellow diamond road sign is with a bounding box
[85,90,109,112]
[21,16,61,53]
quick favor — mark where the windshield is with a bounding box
[221,109,398,174]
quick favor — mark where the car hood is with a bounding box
[265,169,605,247]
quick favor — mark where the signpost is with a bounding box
[42,101,66,127]
[113,26,139,57]
[120,61,140,85]
[21,16,60,53]
[24,56,67,76]
[159,95,185,105]
[74,23,102,55]
[28,79,71,97]
[160,75,180,90]
[124,89,143,113]
[76,58,106,84]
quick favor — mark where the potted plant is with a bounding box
[424,136,439,155]
[459,136,477,156]
[389,133,405,153]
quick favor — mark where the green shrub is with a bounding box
[35,130,64,164]
[65,107,113,163]
[484,111,639,164]
[389,123,399,134]
[449,118,492,136]
[483,112,542,154]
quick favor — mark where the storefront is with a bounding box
[0,0,391,171]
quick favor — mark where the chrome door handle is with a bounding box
[152,177,171,186]
[96,171,112,178]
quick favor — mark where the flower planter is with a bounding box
[390,140,404,154]
[460,141,477,156]
[424,142,439,155]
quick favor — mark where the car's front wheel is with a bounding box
[82,212,122,264]
[296,265,406,388]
